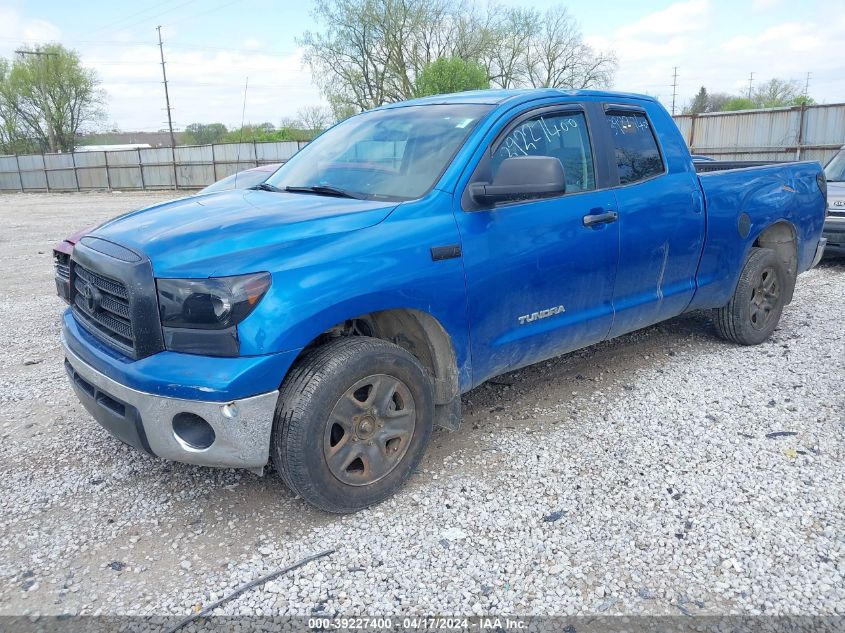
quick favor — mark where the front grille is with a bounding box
[54,252,70,281]
[72,263,135,355]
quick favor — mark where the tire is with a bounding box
[714,247,789,345]
[272,337,434,513]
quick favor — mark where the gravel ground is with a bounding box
[0,192,843,620]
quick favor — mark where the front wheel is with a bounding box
[272,337,434,513]
[713,246,789,345]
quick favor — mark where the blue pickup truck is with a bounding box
[60,89,828,512]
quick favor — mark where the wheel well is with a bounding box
[754,221,797,303]
[300,309,459,406]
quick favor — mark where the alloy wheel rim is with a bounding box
[749,266,780,330]
[323,373,416,486]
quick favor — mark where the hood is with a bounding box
[828,181,845,212]
[90,189,398,276]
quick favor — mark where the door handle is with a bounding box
[582,211,618,227]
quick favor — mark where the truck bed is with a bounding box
[689,160,827,311]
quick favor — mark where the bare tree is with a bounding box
[753,78,803,108]
[299,0,617,117]
[487,6,535,88]
[524,7,616,89]
[296,105,333,133]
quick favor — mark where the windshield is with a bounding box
[200,168,272,194]
[824,148,845,182]
[265,104,492,201]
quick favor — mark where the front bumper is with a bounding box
[63,336,279,472]
[822,215,845,256]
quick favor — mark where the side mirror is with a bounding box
[470,156,566,205]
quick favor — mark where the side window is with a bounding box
[492,111,596,193]
[604,111,664,185]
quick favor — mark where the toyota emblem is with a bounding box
[80,282,101,313]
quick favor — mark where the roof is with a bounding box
[378,88,658,109]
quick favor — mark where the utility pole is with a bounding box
[156,25,178,188]
[803,72,811,99]
[671,67,679,116]
[747,72,754,100]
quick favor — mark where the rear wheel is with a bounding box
[714,247,789,345]
[272,337,433,513]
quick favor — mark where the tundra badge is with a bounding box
[518,305,565,325]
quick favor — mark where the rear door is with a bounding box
[454,103,620,386]
[597,104,706,337]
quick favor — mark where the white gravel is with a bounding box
[0,192,842,619]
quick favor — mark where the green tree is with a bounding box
[414,57,489,97]
[0,44,103,153]
[0,58,36,153]
[686,86,709,114]
[182,122,227,145]
[721,97,756,111]
[790,95,815,107]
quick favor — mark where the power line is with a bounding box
[87,0,201,37]
[99,79,313,88]
[85,0,173,36]
[163,0,242,29]
[14,49,59,58]
[0,36,297,58]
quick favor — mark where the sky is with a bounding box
[1,0,843,132]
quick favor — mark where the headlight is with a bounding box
[156,273,271,356]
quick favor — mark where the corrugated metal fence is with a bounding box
[0,140,307,192]
[672,103,845,165]
[2,103,844,192]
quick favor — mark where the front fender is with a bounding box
[236,191,473,391]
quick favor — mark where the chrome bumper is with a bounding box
[63,339,279,473]
[811,237,827,268]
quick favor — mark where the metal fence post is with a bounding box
[72,151,80,191]
[796,104,807,161]
[43,153,50,193]
[104,152,112,191]
[172,145,178,190]
[14,154,23,192]
[689,114,698,153]
[212,143,218,184]
[138,149,146,190]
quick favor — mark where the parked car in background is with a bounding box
[59,89,826,512]
[53,163,283,301]
[822,146,845,256]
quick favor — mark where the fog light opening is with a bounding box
[172,412,216,450]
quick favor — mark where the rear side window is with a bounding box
[604,111,664,185]
[492,111,596,193]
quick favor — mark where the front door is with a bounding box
[454,105,620,386]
